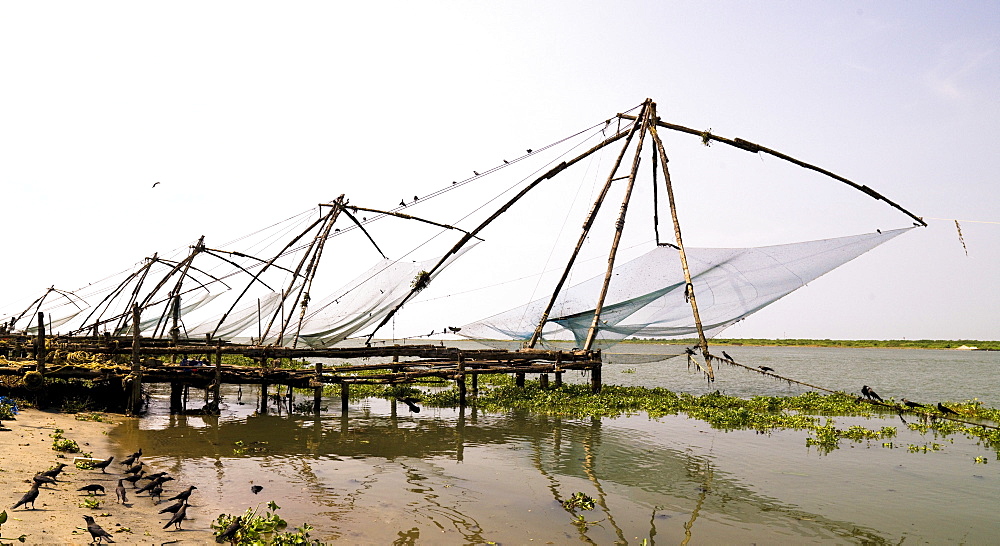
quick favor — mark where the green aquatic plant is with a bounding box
[561,492,596,511]
[212,501,323,545]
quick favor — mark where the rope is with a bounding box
[709,352,1000,430]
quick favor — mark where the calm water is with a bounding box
[110,346,1000,544]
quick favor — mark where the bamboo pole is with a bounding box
[527,103,648,348]
[584,100,651,351]
[35,312,45,373]
[646,104,714,380]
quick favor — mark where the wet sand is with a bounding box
[1,409,215,544]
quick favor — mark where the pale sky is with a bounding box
[1,1,997,341]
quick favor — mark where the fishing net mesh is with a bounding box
[458,228,911,350]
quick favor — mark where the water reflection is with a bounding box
[110,384,899,543]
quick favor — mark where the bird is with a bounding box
[399,199,406,206]
[11,484,40,510]
[722,351,733,361]
[141,471,169,482]
[937,402,960,416]
[123,470,145,487]
[397,397,421,413]
[503,159,509,164]
[526,149,532,153]
[902,398,926,409]
[473,171,479,176]
[39,463,68,481]
[685,347,696,357]
[150,483,163,503]
[251,485,263,495]
[167,485,197,502]
[83,514,116,543]
[32,473,57,487]
[137,475,172,494]
[163,501,188,530]
[758,366,775,372]
[120,448,142,467]
[125,461,145,474]
[152,181,161,188]
[78,484,106,495]
[91,455,114,472]
[158,499,186,514]
[414,195,419,201]
[447,326,461,333]
[862,385,883,402]
[216,515,243,543]
[116,479,127,503]
[876,228,881,234]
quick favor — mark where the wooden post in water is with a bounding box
[554,353,563,387]
[35,312,45,373]
[169,383,183,414]
[471,372,479,399]
[539,373,549,389]
[259,383,269,415]
[313,362,323,414]
[213,343,222,408]
[457,353,466,408]
[515,372,525,388]
[127,304,143,415]
[591,355,602,394]
[340,381,350,414]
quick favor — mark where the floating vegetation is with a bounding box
[212,501,324,545]
[562,492,596,511]
[233,440,269,456]
[408,377,1000,458]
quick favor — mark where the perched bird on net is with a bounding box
[759,366,775,372]
[83,514,116,543]
[722,351,734,361]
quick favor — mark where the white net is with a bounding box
[457,228,912,349]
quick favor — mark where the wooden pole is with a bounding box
[528,102,650,348]
[584,100,651,351]
[340,382,349,414]
[471,372,478,398]
[647,103,714,380]
[260,383,269,415]
[128,304,143,414]
[35,312,45,373]
[213,343,222,408]
[457,353,466,408]
[313,362,323,414]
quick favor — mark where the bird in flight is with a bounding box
[152,181,161,188]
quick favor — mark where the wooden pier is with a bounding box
[0,328,602,415]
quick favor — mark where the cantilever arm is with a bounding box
[617,114,927,227]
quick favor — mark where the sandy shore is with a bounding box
[1,409,216,545]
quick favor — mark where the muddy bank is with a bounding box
[1,408,216,544]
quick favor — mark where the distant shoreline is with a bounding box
[621,338,1000,351]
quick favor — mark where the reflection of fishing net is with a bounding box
[459,228,911,350]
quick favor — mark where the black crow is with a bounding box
[216,515,243,543]
[167,485,197,502]
[120,449,141,467]
[142,471,168,482]
[91,455,114,472]
[32,474,56,487]
[125,461,145,475]
[136,475,171,494]
[902,398,926,409]
[116,479,127,504]
[759,366,775,372]
[863,386,883,402]
[11,484,39,510]
[163,502,188,530]
[722,351,733,361]
[78,484,106,495]
[39,462,68,480]
[685,347,696,357]
[83,514,115,543]
[152,181,161,188]
[159,499,185,514]
[123,470,145,487]
[150,483,163,503]
[399,199,405,206]
[526,149,532,153]
[937,402,960,416]
[251,485,263,495]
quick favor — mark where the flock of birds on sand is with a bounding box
[8,445,256,543]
